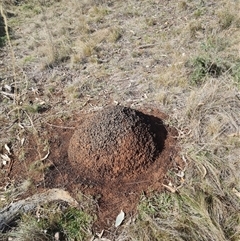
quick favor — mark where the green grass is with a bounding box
[5,205,93,241]
[187,35,240,85]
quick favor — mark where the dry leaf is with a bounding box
[18,123,24,129]
[162,184,176,193]
[115,210,125,227]
[40,149,50,161]
[20,138,25,146]
[54,232,60,241]
[4,144,11,155]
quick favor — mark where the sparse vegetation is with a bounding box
[0,0,240,240]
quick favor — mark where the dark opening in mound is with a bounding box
[68,105,167,180]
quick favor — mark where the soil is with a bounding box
[2,105,180,231]
[68,105,167,179]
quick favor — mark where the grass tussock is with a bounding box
[3,204,93,241]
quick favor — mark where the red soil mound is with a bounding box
[68,106,167,180]
[3,105,180,231]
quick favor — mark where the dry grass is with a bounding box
[115,75,240,241]
[0,0,240,240]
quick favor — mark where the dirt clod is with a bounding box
[68,105,167,180]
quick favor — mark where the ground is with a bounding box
[0,0,240,240]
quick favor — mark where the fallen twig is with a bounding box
[0,188,78,231]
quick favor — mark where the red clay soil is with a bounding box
[68,106,167,179]
[2,105,180,231]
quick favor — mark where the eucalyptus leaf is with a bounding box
[115,210,125,227]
